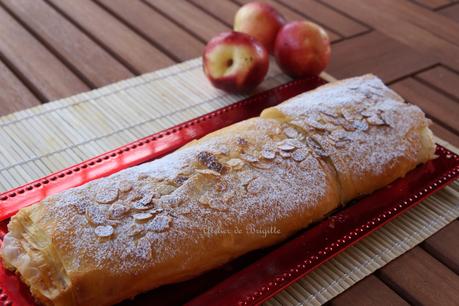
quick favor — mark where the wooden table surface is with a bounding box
[0,0,458,304]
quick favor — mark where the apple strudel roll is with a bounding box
[1,75,434,306]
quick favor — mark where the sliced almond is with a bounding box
[261,149,276,160]
[132,212,153,222]
[94,185,119,204]
[284,127,299,138]
[226,158,244,170]
[118,180,132,193]
[108,204,129,219]
[292,149,309,162]
[196,169,221,176]
[95,225,114,238]
[240,153,258,163]
[279,151,291,158]
[85,206,106,225]
[246,178,264,195]
[128,223,145,238]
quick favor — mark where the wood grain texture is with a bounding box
[145,0,229,42]
[327,31,437,83]
[423,221,459,274]
[1,0,133,88]
[330,275,409,306]
[190,0,239,26]
[277,0,369,37]
[390,78,459,134]
[429,121,459,147]
[439,3,459,22]
[416,66,459,100]
[234,0,341,42]
[97,0,204,62]
[0,60,40,115]
[47,0,174,74]
[378,247,459,306]
[0,5,88,101]
[323,0,459,71]
[412,0,454,10]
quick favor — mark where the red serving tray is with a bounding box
[0,76,458,306]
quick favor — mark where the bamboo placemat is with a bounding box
[0,58,458,305]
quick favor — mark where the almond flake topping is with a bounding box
[284,127,299,138]
[292,149,309,162]
[279,151,291,158]
[367,115,385,125]
[85,206,106,225]
[277,143,295,151]
[226,158,244,169]
[261,149,276,160]
[158,194,183,207]
[132,212,153,222]
[247,178,263,195]
[195,169,221,176]
[128,223,145,238]
[118,180,132,193]
[95,225,114,238]
[108,204,129,219]
[240,153,258,163]
[95,185,119,204]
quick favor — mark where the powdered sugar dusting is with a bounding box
[2,74,433,297]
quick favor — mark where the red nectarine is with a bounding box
[274,21,331,78]
[203,31,269,93]
[234,2,286,53]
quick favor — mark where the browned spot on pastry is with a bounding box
[174,175,188,186]
[236,137,248,146]
[197,151,223,173]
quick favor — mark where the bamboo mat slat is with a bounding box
[0,58,457,305]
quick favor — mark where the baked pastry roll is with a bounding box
[1,75,434,306]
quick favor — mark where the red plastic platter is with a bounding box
[0,76,458,306]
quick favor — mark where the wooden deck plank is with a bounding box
[2,0,133,88]
[412,0,453,10]
[330,275,409,306]
[429,121,459,147]
[0,60,40,116]
[378,247,459,306]
[145,0,229,42]
[0,6,89,101]
[416,66,459,99]
[234,0,341,42]
[323,0,459,71]
[276,0,369,37]
[390,77,459,134]
[377,0,459,47]
[327,31,437,83]
[47,0,174,74]
[96,0,204,62]
[439,3,459,22]
[190,0,239,27]
[423,221,459,274]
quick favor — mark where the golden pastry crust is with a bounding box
[1,75,434,306]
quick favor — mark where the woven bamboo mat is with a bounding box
[0,58,458,305]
